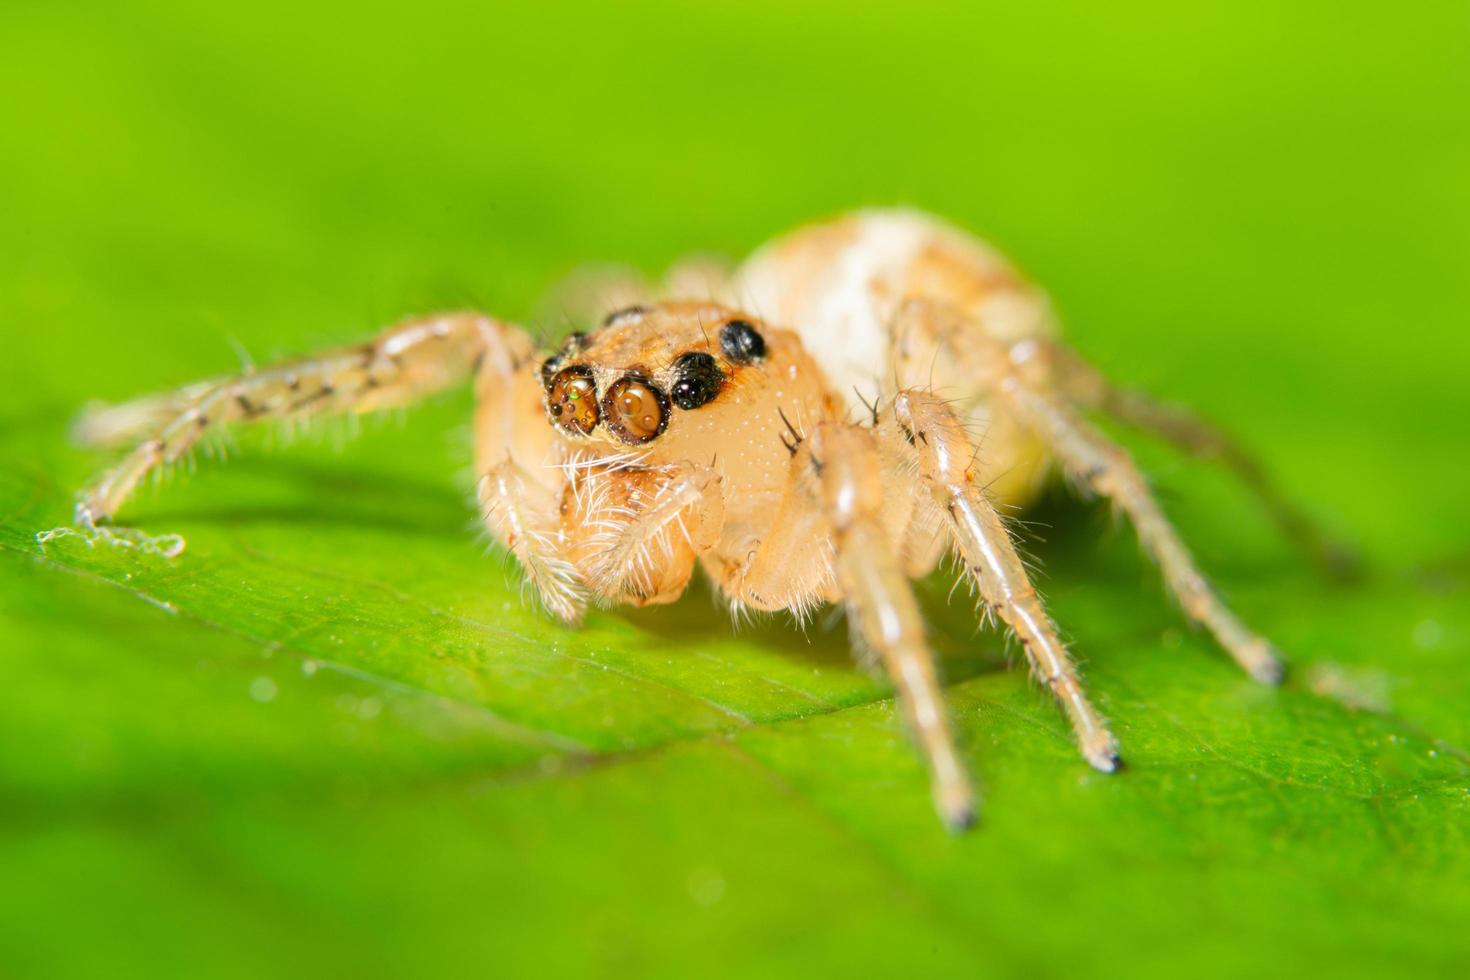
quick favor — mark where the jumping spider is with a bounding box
[69,209,1329,830]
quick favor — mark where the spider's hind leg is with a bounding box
[535,253,735,331]
[1048,343,1358,579]
[1000,377,1286,684]
[534,264,654,330]
[904,302,1288,684]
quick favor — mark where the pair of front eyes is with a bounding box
[542,318,766,445]
[545,365,675,444]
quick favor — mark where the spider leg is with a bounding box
[718,421,976,831]
[479,459,587,623]
[537,254,735,330]
[999,376,1286,684]
[534,263,654,329]
[1045,342,1358,578]
[883,390,1121,772]
[73,379,223,449]
[75,312,526,527]
[661,254,735,305]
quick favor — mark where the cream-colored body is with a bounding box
[72,210,1303,831]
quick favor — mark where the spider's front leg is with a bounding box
[74,312,524,528]
[717,421,977,831]
[881,390,1121,772]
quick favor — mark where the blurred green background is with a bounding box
[2,1,1468,978]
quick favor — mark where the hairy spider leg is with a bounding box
[1000,378,1286,684]
[882,389,1121,772]
[902,302,1287,685]
[75,312,526,526]
[1045,341,1357,578]
[720,419,976,831]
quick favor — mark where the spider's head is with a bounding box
[539,302,770,448]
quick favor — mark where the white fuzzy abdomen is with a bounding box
[732,208,1056,412]
[731,208,1058,507]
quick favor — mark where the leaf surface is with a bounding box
[2,3,1468,978]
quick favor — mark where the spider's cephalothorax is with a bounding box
[71,209,1329,831]
[540,305,767,446]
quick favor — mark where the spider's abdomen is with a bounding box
[732,208,1058,507]
[732,209,1056,399]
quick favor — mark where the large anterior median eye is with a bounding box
[546,366,599,435]
[602,375,669,444]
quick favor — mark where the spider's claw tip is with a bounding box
[1083,740,1123,774]
[942,803,978,834]
[936,784,979,834]
[1248,649,1287,686]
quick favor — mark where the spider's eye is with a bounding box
[670,351,723,410]
[546,366,599,436]
[602,376,669,444]
[719,319,766,363]
[602,305,646,327]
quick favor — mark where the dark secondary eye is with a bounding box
[719,319,766,363]
[602,376,670,444]
[546,366,599,435]
[669,352,724,410]
[602,305,646,327]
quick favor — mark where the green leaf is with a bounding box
[2,3,1468,979]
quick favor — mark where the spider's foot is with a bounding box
[1209,625,1286,687]
[934,776,979,834]
[1082,734,1124,774]
[941,799,978,835]
[73,499,101,530]
[1239,639,1286,686]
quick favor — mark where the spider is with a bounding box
[68,209,1331,831]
